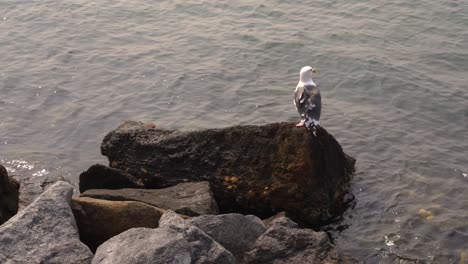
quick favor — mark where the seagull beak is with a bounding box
[312,68,317,73]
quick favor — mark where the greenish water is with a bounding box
[1,0,467,262]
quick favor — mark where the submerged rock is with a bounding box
[187,213,266,261]
[0,164,19,225]
[370,251,427,264]
[101,121,355,226]
[418,208,434,221]
[79,164,143,193]
[71,196,165,252]
[80,181,218,216]
[92,227,192,264]
[159,210,236,264]
[0,181,93,263]
[244,217,339,264]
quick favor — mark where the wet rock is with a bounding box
[418,208,434,221]
[188,213,266,260]
[244,217,339,264]
[92,227,192,264]
[71,196,165,252]
[159,210,236,264]
[460,251,468,264]
[372,251,427,264]
[0,164,19,225]
[79,164,143,193]
[101,121,356,226]
[81,181,218,216]
[0,181,93,263]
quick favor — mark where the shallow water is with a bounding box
[1,0,467,262]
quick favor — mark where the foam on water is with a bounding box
[1,159,35,172]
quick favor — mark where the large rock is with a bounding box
[71,196,165,252]
[244,217,340,264]
[0,181,93,263]
[187,213,266,260]
[81,181,218,216]
[159,210,236,264]
[101,121,356,226]
[79,164,143,193]
[11,173,65,210]
[92,227,193,264]
[0,164,19,225]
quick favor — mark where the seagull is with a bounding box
[293,66,321,130]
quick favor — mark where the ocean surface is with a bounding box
[1,0,467,262]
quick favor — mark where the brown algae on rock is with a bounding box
[230,177,239,183]
[418,208,434,221]
[460,250,468,264]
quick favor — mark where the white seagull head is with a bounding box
[299,66,317,86]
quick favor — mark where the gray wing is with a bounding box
[294,84,321,123]
[294,85,308,118]
[307,86,321,124]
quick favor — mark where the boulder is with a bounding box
[159,210,236,264]
[187,213,266,260]
[0,164,19,225]
[262,211,289,227]
[92,227,193,264]
[71,196,165,252]
[11,173,65,210]
[0,181,93,263]
[101,121,355,226]
[79,164,143,193]
[81,181,218,216]
[244,216,340,264]
[158,209,187,232]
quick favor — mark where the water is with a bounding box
[1,0,467,262]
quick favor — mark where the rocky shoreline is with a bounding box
[1,121,357,263]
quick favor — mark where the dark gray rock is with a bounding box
[11,173,65,210]
[81,181,218,216]
[244,217,339,264]
[0,164,19,225]
[79,164,143,193]
[101,121,356,226]
[0,181,93,264]
[92,227,193,264]
[188,213,267,261]
[159,210,236,264]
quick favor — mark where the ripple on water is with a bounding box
[0,158,69,181]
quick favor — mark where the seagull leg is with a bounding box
[145,122,156,128]
[295,120,305,127]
